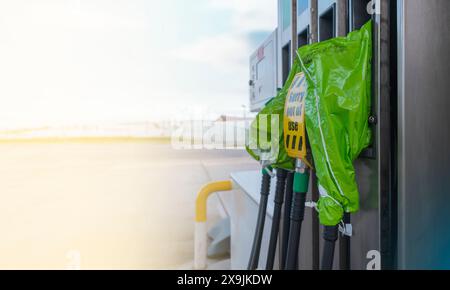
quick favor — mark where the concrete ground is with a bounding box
[0,141,258,269]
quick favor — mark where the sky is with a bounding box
[0,0,277,129]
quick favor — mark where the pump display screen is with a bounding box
[284,72,307,160]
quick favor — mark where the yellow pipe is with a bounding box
[195,180,233,222]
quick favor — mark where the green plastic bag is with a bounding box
[246,58,305,170]
[299,21,372,226]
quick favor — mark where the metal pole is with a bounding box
[290,0,299,270]
[291,0,298,66]
[309,0,320,271]
[337,0,348,36]
[377,0,394,270]
[310,0,318,43]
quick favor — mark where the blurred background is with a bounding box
[0,0,276,269]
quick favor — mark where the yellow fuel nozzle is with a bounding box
[283,72,312,169]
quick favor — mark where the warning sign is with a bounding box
[284,72,307,161]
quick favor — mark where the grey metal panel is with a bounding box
[336,0,348,36]
[397,0,450,270]
[249,30,278,112]
[351,159,379,269]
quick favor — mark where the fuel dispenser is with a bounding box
[299,20,373,270]
[247,19,372,271]
[198,0,450,271]
[246,0,373,271]
[244,0,450,270]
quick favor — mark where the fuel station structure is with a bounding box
[196,0,450,270]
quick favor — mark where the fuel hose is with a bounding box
[265,169,288,270]
[284,170,309,270]
[280,171,294,269]
[321,225,339,270]
[247,167,272,270]
[339,213,351,270]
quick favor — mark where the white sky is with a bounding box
[0,0,277,129]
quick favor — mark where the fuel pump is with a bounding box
[297,21,373,271]
[282,72,312,270]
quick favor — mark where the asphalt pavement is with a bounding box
[0,141,258,269]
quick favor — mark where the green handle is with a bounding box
[262,166,273,176]
[293,171,309,193]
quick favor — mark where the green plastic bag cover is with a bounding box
[246,59,306,171]
[299,21,373,226]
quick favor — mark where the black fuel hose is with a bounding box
[284,171,309,270]
[284,191,307,269]
[339,213,351,270]
[321,225,339,270]
[280,172,294,269]
[265,169,288,270]
[247,168,272,270]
